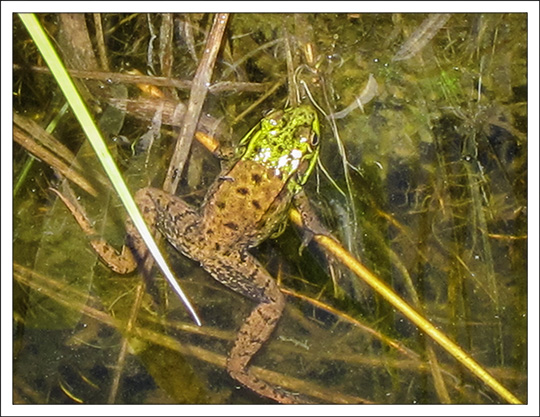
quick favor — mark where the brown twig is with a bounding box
[163,13,229,193]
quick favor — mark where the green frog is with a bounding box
[55,104,320,403]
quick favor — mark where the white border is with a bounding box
[2,2,538,416]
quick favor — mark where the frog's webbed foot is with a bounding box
[51,187,139,274]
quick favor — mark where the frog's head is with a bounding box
[238,105,320,191]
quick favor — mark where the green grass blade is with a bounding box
[19,13,201,326]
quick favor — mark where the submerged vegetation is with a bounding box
[13,13,527,404]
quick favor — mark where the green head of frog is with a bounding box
[237,105,320,193]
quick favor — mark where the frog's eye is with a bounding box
[263,109,283,125]
[310,133,319,147]
[263,108,276,117]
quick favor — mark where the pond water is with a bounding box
[12,12,527,404]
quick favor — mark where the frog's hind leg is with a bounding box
[130,187,199,273]
[228,293,301,403]
[51,186,198,276]
[204,253,302,404]
[51,187,138,274]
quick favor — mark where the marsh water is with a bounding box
[13,13,527,404]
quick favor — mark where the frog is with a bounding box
[54,104,320,403]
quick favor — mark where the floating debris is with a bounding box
[392,14,451,62]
